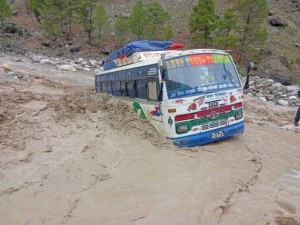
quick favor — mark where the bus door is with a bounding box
[147,80,162,123]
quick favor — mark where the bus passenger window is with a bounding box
[125,82,129,97]
[136,80,140,98]
[101,82,107,92]
[147,81,158,101]
[139,80,147,99]
[120,82,126,96]
[128,81,137,98]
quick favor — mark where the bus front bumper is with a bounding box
[171,122,244,148]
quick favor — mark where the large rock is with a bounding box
[70,45,81,53]
[0,64,11,72]
[58,64,77,71]
[3,23,17,33]
[279,56,289,68]
[269,18,287,27]
[257,57,292,85]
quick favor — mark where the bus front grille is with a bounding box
[202,119,227,131]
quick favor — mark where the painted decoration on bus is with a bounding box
[165,54,241,99]
[150,107,161,117]
[132,102,147,120]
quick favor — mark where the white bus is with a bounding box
[96,42,246,147]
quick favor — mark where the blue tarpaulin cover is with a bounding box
[103,40,177,70]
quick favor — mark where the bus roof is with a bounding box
[97,48,230,75]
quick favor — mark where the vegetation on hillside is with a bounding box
[0,0,11,29]
[189,0,268,58]
[2,0,268,52]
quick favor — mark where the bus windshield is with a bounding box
[164,53,241,99]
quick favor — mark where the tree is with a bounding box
[129,0,147,40]
[234,0,268,51]
[144,20,155,39]
[145,2,169,38]
[29,0,43,24]
[39,0,66,37]
[114,15,129,45]
[215,8,239,49]
[76,0,97,43]
[93,2,109,46]
[65,0,79,36]
[0,0,11,28]
[162,24,173,40]
[189,0,217,47]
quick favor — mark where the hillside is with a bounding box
[1,0,300,84]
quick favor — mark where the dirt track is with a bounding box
[1,52,300,225]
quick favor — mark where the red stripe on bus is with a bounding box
[174,102,243,122]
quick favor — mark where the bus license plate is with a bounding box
[211,130,225,140]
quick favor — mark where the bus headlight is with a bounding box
[176,124,189,134]
[235,110,243,120]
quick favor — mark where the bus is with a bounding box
[95,41,249,147]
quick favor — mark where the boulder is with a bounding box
[277,99,289,106]
[70,45,81,53]
[41,41,51,47]
[269,18,287,27]
[257,57,292,85]
[0,64,11,72]
[3,23,17,33]
[58,64,77,71]
[279,56,289,68]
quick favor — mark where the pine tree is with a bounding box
[162,24,173,40]
[0,0,11,28]
[189,0,217,47]
[234,0,268,51]
[40,0,66,37]
[65,0,79,36]
[216,8,239,49]
[129,0,147,40]
[76,0,97,43]
[145,2,169,38]
[114,15,129,45]
[144,20,155,39]
[29,0,43,24]
[93,2,109,46]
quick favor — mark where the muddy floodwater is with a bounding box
[1,53,300,225]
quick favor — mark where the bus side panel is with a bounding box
[131,100,165,135]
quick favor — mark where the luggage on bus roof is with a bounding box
[102,40,183,70]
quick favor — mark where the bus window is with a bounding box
[114,81,121,96]
[138,80,147,99]
[147,80,159,101]
[107,82,113,94]
[102,82,107,92]
[117,71,125,80]
[136,66,148,77]
[121,82,126,96]
[125,69,132,79]
[136,80,140,98]
[96,81,101,91]
[125,82,129,97]
[128,81,137,98]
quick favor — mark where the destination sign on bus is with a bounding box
[166,54,231,69]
